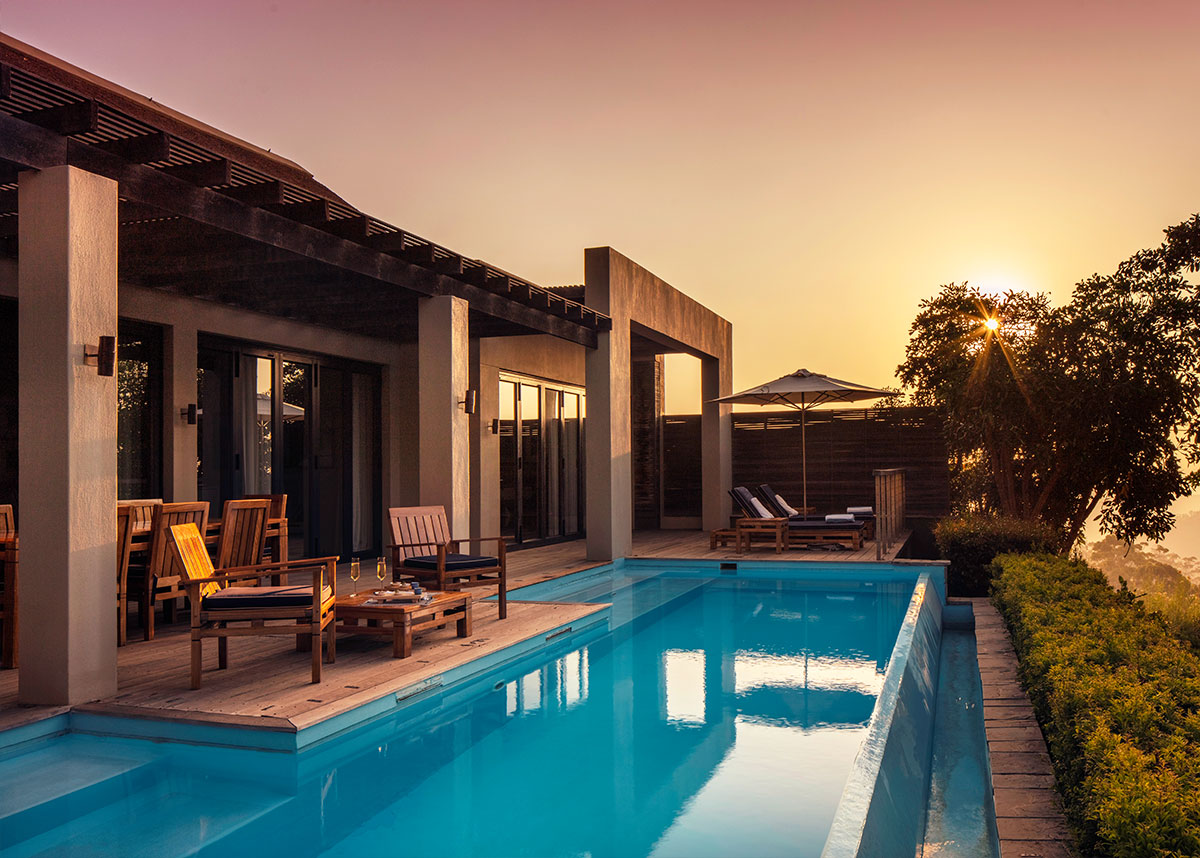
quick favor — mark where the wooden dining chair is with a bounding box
[169,522,336,689]
[215,498,271,571]
[115,505,137,646]
[388,505,507,619]
[134,501,209,640]
[0,504,16,669]
[244,493,288,563]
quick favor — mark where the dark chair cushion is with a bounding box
[403,553,499,572]
[202,584,332,610]
[787,519,866,531]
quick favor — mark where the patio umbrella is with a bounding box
[713,368,898,515]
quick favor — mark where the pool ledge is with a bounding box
[822,572,944,858]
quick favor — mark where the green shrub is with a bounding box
[992,553,1200,857]
[934,514,1057,595]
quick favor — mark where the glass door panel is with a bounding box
[350,372,379,554]
[281,360,311,555]
[519,383,542,542]
[544,389,562,539]
[563,392,581,535]
[242,355,274,495]
[499,380,518,539]
[197,347,236,511]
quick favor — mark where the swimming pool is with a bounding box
[0,562,956,857]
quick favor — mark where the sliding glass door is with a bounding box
[197,338,380,559]
[498,374,585,547]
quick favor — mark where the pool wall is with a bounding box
[821,572,943,858]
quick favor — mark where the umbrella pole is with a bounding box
[801,405,808,515]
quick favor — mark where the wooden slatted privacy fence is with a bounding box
[659,407,951,520]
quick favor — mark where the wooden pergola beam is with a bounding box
[94,132,171,164]
[220,181,285,206]
[13,99,98,136]
[160,158,231,188]
[0,111,598,346]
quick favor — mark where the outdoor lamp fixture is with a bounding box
[84,336,116,377]
[461,389,478,415]
[179,404,201,425]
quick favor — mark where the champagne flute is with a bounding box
[349,558,360,595]
[376,556,387,591]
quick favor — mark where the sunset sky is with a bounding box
[5,1,1200,527]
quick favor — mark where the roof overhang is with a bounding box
[0,33,609,346]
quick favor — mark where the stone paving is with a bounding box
[970,598,1079,858]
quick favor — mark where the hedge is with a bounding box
[991,553,1200,857]
[934,514,1056,595]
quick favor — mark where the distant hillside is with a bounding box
[1086,537,1197,597]
[1160,510,1200,570]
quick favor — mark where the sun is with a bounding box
[984,317,999,331]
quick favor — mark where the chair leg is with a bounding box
[190,636,202,689]
[144,588,155,641]
[217,636,228,670]
[498,579,507,621]
[325,621,336,663]
[311,631,321,683]
[117,590,127,647]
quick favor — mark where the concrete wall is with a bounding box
[585,247,732,559]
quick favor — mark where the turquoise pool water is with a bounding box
[0,569,918,857]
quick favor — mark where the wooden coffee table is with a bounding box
[334,590,472,658]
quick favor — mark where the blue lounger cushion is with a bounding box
[788,519,865,530]
[202,584,331,610]
[404,553,499,572]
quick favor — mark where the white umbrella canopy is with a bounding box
[713,369,898,514]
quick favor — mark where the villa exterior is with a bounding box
[0,33,733,705]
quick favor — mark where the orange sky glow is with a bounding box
[5,2,1199,480]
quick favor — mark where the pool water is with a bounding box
[0,573,915,858]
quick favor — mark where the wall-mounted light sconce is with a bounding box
[490,418,500,435]
[461,389,478,415]
[84,336,116,377]
[179,404,201,425]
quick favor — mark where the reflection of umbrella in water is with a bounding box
[713,369,897,513]
[257,393,305,422]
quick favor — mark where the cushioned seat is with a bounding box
[202,584,332,610]
[403,553,499,572]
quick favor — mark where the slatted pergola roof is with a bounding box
[0,33,608,346]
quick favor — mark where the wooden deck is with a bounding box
[0,529,909,737]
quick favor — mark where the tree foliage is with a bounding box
[899,216,1200,547]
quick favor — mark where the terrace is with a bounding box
[0,530,910,738]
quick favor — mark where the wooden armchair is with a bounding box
[243,493,289,563]
[169,523,336,689]
[214,498,270,570]
[133,501,209,640]
[388,505,507,619]
[0,504,16,669]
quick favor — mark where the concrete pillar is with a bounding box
[418,295,470,535]
[585,249,632,561]
[700,338,733,531]
[163,323,198,501]
[17,165,119,704]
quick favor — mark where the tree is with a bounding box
[899,216,1200,547]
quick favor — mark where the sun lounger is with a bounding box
[729,487,865,551]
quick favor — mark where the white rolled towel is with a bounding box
[847,506,873,515]
[826,513,856,523]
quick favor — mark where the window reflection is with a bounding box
[505,647,591,717]
[664,649,706,725]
